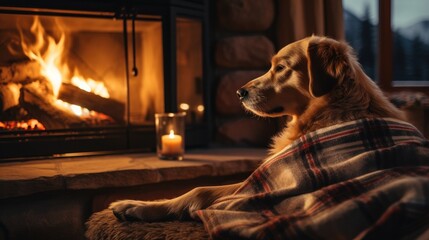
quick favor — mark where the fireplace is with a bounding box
[0,1,211,160]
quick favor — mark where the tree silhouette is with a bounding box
[424,40,429,80]
[393,34,407,80]
[411,34,424,80]
[358,4,375,79]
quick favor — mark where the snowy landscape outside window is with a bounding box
[343,0,429,87]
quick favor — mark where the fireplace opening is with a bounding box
[0,2,210,160]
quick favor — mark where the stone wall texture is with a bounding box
[215,36,274,68]
[216,0,275,32]
[214,0,278,147]
[215,70,265,115]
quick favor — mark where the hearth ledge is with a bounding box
[0,148,266,199]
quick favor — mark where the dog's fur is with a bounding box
[109,36,405,222]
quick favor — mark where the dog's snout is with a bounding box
[236,88,249,100]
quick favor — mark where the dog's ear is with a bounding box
[307,38,349,97]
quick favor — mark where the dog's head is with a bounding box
[237,36,352,118]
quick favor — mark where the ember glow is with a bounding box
[0,119,45,130]
[54,99,111,121]
[71,76,110,98]
[55,100,91,117]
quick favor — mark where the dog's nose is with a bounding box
[236,88,248,100]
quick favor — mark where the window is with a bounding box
[343,0,378,80]
[343,0,429,90]
[391,0,429,86]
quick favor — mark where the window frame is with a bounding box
[378,0,429,94]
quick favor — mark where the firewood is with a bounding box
[58,82,125,123]
[20,85,88,129]
[0,60,42,84]
[0,83,21,111]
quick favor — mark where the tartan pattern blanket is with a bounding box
[193,118,429,239]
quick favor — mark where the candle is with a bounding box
[155,112,186,160]
[161,130,183,155]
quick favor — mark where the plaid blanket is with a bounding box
[193,118,429,239]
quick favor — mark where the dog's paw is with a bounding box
[109,200,168,222]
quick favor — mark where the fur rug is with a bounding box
[85,209,209,240]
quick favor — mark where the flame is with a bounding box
[55,100,89,117]
[71,76,110,98]
[169,130,175,138]
[19,16,111,117]
[20,16,65,96]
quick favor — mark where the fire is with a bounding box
[19,16,65,97]
[71,76,110,98]
[55,99,93,117]
[19,16,110,116]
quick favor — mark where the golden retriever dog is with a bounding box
[109,35,404,222]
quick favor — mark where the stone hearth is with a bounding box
[0,148,265,240]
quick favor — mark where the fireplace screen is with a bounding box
[0,4,208,160]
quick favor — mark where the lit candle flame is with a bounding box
[169,130,175,138]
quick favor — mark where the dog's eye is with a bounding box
[274,64,285,72]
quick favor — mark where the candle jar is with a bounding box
[155,112,186,160]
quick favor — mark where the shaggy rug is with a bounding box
[85,209,209,240]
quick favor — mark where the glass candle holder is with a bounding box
[155,112,186,160]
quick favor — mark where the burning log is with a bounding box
[20,84,88,129]
[0,60,43,84]
[0,83,21,111]
[58,82,125,123]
